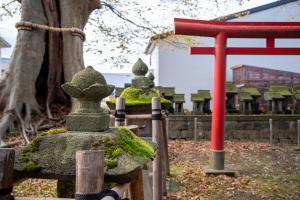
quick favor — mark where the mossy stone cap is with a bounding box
[132,58,148,76]
[61,66,115,100]
[147,72,155,81]
[70,66,107,90]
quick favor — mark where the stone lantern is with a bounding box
[61,66,115,131]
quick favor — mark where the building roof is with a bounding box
[0,36,11,48]
[213,0,298,21]
[145,0,299,54]
[239,86,261,97]
[173,94,185,102]
[191,90,211,102]
[264,92,285,100]
[231,64,300,75]
[159,87,175,97]
[269,85,292,96]
[226,82,237,94]
[238,92,253,101]
[197,90,211,99]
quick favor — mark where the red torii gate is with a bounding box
[174,18,300,173]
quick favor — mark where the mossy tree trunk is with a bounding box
[0,0,101,145]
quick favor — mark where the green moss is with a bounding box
[106,87,171,106]
[47,128,67,135]
[115,127,154,159]
[25,128,68,153]
[105,159,118,169]
[90,140,102,150]
[22,160,42,172]
[103,137,123,159]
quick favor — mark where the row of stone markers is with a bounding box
[110,58,300,115]
[226,82,300,115]
[0,65,171,200]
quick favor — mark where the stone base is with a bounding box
[209,150,225,170]
[203,166,237,177]
[66,113,110,132]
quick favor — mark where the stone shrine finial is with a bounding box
[147,72,155,88]
[131,58,151,89]
[132,58,148,77]
[61,66,115,131]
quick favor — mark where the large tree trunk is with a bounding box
[0,0,100,145]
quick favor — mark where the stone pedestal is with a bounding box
[66,113,110,132]
[203,150,236,176]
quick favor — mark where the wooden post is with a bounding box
[161,118,168,195]
[152,97,163,200]
[194,117,198,141]
[296,120,300,150]
[0,148,15,200]
[165,118,170,140]
[269,118,273,146]
[115,97,126,126]
[75,150,104,200]
[163,118,170,175]
[129,170,144,200]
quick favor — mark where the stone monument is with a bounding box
[13,66,155,198]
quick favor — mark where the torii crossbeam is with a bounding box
[174,18,300,174]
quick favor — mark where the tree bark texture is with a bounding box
[0,0,101,145]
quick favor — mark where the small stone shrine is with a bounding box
[226,81,238,113]
[173,94,185,113]
[264,85,292,114]
[238,86,261,114]
[159,87,175,102]
[13,66,155,197]
[191,90,211,114]
[106,58,171,136]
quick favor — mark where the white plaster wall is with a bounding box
[153,0,300,110]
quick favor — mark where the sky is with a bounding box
[0,0,278,73]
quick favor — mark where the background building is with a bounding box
[232,65,300,93]
[145,0,300,109]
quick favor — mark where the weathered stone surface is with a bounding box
[14,129,154,184]
[66,113,110,132]
[61,66,114,132]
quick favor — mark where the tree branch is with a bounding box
[101,1,157,34]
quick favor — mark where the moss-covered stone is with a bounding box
[14,128,155,183]
[116,127,154,159]
[106,87,171,106]
[21,160,42,172]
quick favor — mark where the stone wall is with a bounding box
[168,115,300,144]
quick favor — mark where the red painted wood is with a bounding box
[174,18,300,38]
[266,38,275,48]
[191,47,300,55]
[211,32,227,151]
[174,18,300,155]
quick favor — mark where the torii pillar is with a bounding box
[174,18,300,175]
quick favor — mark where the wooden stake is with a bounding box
[0,148,15,200]
[194,117,198,141]
[269,118,273,146]
[115,97,126,126]
[162,118,170,175]
[129,170,144,200]
[152,97,163,200]
[296,120,300,150]
[75,150,104,198]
